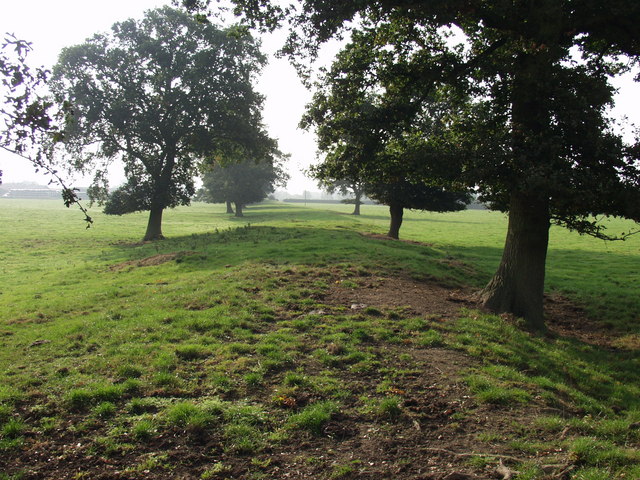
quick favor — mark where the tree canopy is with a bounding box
[217,0,640,328]
[199,155,288,217]
[52,6,276,240]
[303,44,472,239]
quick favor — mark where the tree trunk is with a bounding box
[226,201,234,214]
[480,45,554,329]
[234,202,243,217]
[143,207,165,241]
[352,187,363,215]
[480,194,550,329]
[387,204,403,239]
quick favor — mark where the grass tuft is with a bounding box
[286,401,338,435]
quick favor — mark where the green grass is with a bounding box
[0,198,638,478]
[286,401,338,434]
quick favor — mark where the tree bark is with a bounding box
[351,187,363,215]
[480,194,550,329]
[387,203,403,239]
[143,207,165,241]
[226,201,234,214]
[480,46,554,329]
[234,202,243,217]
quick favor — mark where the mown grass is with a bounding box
[0,198,638,479]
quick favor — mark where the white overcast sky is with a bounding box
[0,0,332,194]
[1,1,639,194]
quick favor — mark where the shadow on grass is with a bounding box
[108,220,639,331]
[448,312,640,415]
[351,212,490,225]
[108,224,490,289]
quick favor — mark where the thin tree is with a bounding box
[313,177,365,216]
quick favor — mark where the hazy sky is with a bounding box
[0,0,332,193]
[1,1,639,194]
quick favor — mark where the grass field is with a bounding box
[0,199,638,479]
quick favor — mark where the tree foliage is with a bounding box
[314,177,365,215]
[199,155,288,217]
[303,42,472,237]
[218,0,640,327]
[52,6,274,240]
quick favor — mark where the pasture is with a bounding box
[0,199,638,479]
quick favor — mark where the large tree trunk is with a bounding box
[480,194,550,329]
[480,44,555,329]
[234,202,243,217]
[352,201,361,216]
[143,207,165,241]
[226,201,234,214]
[387,204,403,239]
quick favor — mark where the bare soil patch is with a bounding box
[326,267,621,350]
[544,293,623,349]
[325,274,475,320]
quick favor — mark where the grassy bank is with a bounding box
[0,199,638,479]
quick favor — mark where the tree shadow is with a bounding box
[107,218,639,331]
